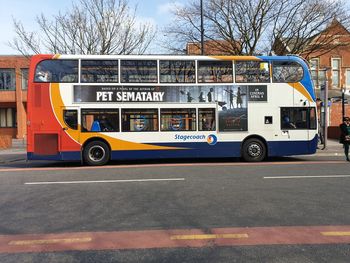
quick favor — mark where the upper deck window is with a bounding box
[272,61,303,83]
[235,61,270,83]
[159,60,195,83]
[121,60,157,83]
[198,61,233,83]
[35,60,78,83]
[81,60,118,83]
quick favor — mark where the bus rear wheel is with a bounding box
[242,138,266,162]
[83,141,110,166]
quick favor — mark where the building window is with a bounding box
[331,58,341,88]
[346,69,350,88]
[21,68,29,90]
[310,59,319,89]
[0,108,16,127]
[0,69,16,90]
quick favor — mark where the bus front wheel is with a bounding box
[83,141,110,166]
[242,138,266,162]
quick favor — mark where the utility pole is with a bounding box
[200,0,204,55]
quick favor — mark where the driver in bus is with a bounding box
[282,116,296,129]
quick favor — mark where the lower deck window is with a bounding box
[161,108,196,131]
[198,108,216,131]
[63,110,78,130]
[82,109,119,132]
[122,109,158,132]
[281,107,316,130]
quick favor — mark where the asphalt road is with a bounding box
[0,156,349,262]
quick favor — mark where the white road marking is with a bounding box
[25,178,185,185]
[264,175,350,179]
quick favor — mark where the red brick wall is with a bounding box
[0,55,30,139]
[328,102,350,139]
[0,135,12,149]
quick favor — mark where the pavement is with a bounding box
[0,139,345,165]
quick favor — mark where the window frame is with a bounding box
[234,61,270,83]
[272,61,304,83]
[160,108,197,132]
[63,109,78,130]
[0,69,16,91]
[0,108,16,128]
[34,59,79,83]
[80,59,119,83]
[159,60,196,84]
[280,107,317,130]
[331,58,341,88]
[121,108,159,132]
[197,60,233,83]
[120,60,158,83]
[81,108,120,133]
[198,108,216,131]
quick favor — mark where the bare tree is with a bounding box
[270,0,350,58]
[163,0,350,56]
[10,0,156,55]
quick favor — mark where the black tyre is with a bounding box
[241,138,266,162]
[83,141,110,166]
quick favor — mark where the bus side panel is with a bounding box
[267,135,317,157]
[110,141,242,160]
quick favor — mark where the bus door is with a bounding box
[61,107,80,151]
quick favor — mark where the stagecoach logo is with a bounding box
[207,134,218,145]
[173,134,217,145]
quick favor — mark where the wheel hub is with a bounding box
[89,145,105,162]
[248,143,261,157]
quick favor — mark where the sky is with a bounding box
[0,0,185,54]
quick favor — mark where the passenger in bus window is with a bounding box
[36,67,51,82]
[282,116,296,129]
[99,115,114,132]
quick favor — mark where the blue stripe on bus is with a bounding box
[27,135,317,161]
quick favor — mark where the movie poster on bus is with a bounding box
[162,85,248,131]
[73,85,248,131]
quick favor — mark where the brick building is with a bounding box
[186,40,239,55]
[0,55,30,139]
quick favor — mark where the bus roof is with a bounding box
[32,54,305,63]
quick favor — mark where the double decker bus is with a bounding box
[27,54,317,165]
